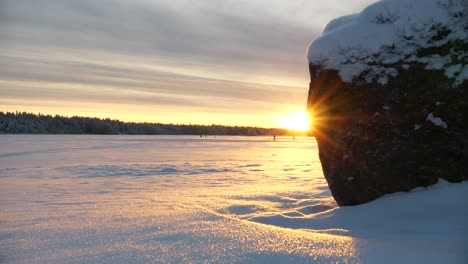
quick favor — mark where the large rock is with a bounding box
[306,0,467,206]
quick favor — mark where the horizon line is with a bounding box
[1,110,312,132]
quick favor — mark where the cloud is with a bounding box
[1,0,315,70]
[0,0,378,126]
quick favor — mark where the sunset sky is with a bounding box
[0,0,377,128]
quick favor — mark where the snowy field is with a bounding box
[0,135,467,263]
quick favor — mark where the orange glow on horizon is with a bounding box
[2,96,313,129]
[276,111,312,131]
[0,103,298,129]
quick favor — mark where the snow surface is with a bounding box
[307,0,467,85]
[0,135,467,263]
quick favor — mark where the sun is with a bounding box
[277,111,311,131]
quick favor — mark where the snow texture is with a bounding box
[307,0,467,86]
[0,135,467,263]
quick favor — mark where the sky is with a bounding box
[0,0,377,128]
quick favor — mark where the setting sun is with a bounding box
[277,111,311,131]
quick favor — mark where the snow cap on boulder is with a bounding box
[307,0,467,86]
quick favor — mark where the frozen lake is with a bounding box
[1,135,467,263]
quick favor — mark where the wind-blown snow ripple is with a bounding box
[1,135,466,263]
[58,164,237,178]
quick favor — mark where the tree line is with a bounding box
[0,111,300,136]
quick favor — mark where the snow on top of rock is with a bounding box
[307,0,467,86]
[426,112,448,128]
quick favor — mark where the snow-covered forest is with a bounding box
[0,112,292,136]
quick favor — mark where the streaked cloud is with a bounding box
[0,0,377,127]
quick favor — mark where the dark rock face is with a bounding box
[307,62,468,206]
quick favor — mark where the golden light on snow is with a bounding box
[277,111,312,131]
